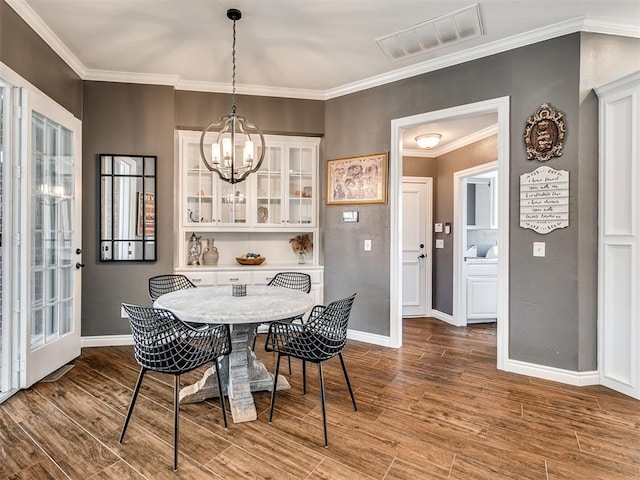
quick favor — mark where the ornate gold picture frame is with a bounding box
[524,103,566,162]
[326,152,388,205]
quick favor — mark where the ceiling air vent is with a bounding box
[376,3,483,62]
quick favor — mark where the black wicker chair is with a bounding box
[119,303,231,471]
[265,293,357,447]
[253,272,312,373]
[148,274,196,302]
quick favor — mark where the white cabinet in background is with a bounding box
[466,260,497,323]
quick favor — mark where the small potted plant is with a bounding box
[289,234,313,264]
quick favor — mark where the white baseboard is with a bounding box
[347,329,392,347]
[430,309,457,326]
[81,334,133,348]
[505,359,599,386]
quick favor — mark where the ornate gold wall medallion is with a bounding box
[524,103,566,162]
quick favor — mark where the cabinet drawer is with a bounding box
[252,269,322,285]
[183,272,216,286]
[216,271,252,285]
[466,263,497,276]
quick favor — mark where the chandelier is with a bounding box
[199,8,265,184]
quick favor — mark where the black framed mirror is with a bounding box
[99,154,156,261]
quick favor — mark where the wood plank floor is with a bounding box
[2,317,639,479]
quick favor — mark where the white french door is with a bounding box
[401,177,432,317]
[19,88,82,388]
[0,81,12,397]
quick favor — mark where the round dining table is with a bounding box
[154,284,314,423]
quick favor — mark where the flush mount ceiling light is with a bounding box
[415,133,442,149]
[199,8,265,184]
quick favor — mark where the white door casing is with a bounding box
[453,162,498,327]
[401,177,432,317]
[20,87,82,388]
[390,96,510,373]
[596,71,640,400]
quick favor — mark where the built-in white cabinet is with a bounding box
[175,131,323,304]
[466,259,497,322]
[255,139,317,227]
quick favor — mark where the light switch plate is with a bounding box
[364,239,372,251]
[435,239,444,249]
[533,242,545,257]
[434,223,443,233]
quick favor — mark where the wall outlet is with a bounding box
[364,239,372,251]
[533,242,545,257]
[435,239,444,249]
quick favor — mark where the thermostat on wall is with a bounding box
[343,211,359,223]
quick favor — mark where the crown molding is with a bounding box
[404,124,498,158]
[324,16,640,100]
[5,0,87,78]
[175,80,326,100]
[83,69,180,86]
[7,1,639,100]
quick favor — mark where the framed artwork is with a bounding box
[326,152,388,205]
[137,192,156,237]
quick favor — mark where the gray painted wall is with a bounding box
[81,82,176,336]
[5,3,640,373]
[403,156,435,178]
[0,0,83,117]
[323,33,640,371]
[81,84,325,336]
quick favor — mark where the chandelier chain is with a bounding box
[231,17,237,114]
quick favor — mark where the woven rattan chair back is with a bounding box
[148,274,196,302]
[267,272,311,293]
[119,303,231,470]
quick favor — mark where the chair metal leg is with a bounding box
[318,363,328,447]
[173,375,180,471]
[302,360,307,395]
[119,367,146,443]
[214,359,228,428]
[268,353,282,423]
[338,353,357,411]
[288,355,292,375]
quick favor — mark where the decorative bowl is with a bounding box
[236,256,266,265]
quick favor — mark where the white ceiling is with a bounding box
[8,0,639,148]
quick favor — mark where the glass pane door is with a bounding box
[288,146,314,225]
[0,83,9,396]
[256,144,283,225]
[21,88,82,388]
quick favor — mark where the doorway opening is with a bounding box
[390,96,510,371]
[454,162,498,327]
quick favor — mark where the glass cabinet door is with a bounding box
[255,144,283,226]
[287,146,314,225]
[184,140,215,225]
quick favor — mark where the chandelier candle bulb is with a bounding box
[244,140,254,164]
[212,143,221,164]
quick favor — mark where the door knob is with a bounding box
[75,262,85,269]
[76,248,82,254]
[418,254,426,259]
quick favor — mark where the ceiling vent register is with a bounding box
[376,3,483,62]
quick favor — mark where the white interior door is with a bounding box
[402,177,432,317]
[20,88,82,388]
[597,72,639,400]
